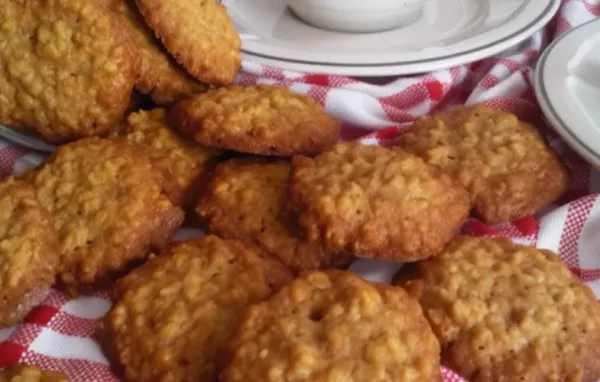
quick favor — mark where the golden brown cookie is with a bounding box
[396,105,569,224]
[0,177,59,328]
[103,236,292,382]
[134,0,240,85]
[21,138,183,295]
[0,365,69,382]
[0,0,138,144]
[196,158,353,272]
[118,108,220,206]
[169,85,342,157]
[288,143,470,261]
[109,0,206,104]
[395,235,600,382]
[221,270,441,382]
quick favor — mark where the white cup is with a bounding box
[285,0,428,33]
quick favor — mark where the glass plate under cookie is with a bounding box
[535,18,600,169]
[226,0,560,76]
[0,124,56,152]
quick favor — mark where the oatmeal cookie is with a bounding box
[104,236,292,382]
[396,105,569,224]
[0,177,59,328]
[109,0,206,105]
[196,158,353,272]
[288,143,470,261]
[0,0,138,143]
[21,138,183,295]
[134,0,240,85]
[169,85,341,156]
[221,270,441,382]
[0,365,69,382]
[118,108,220,206]
[395,235,600,382]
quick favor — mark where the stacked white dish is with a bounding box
[227,0,560,76]
[535,18,600,169]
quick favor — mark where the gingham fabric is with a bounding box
[1,2,599,381]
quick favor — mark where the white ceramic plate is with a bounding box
[228,0,560,76]
[534,18,600,168]
[0,124,55,152]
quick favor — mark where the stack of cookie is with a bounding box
[0,0,239,144]
[0,84,598,381]
[0,1,598,381]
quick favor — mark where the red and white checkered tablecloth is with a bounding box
[1,2,599,381]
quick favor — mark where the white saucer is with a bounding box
[535,18,600,169]
[227,0,560,76]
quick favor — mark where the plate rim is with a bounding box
[0,125,55,153]
[534,18,600,168]
[237,0,560,76]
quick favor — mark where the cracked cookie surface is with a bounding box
[22,138,183,295]
[0,177,59,328]
[135,0,240,85]
[196,158,353,272]
[395,235,600,382]
[222,270,441,382]
[0,0,138,143]
[289,143,470,261]
[0,364,69,382]
[396,105,569,224]
[118,108,219,206]
[109,0,206,105]
[169,85,341,157]
[104,236,292,382]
